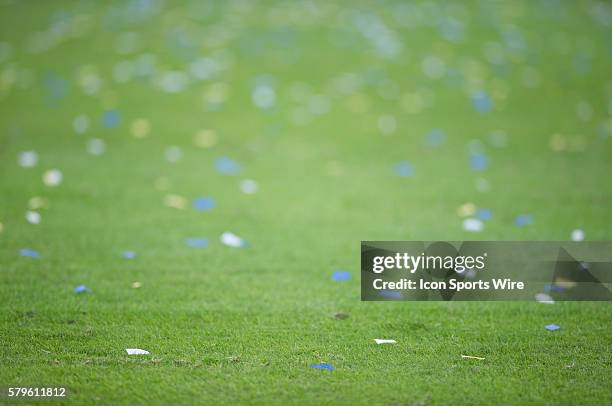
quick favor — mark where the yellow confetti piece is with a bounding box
[28,196,48,210]
[163,194,186,209]
[457,202,476,217]
[194,129,217,148]
[461,354,485,360]
[131,118,151,138]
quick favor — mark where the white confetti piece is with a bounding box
[18,151,38,168]
[220,231,245,248]
[125,348,149,355]
[73,114,89,134]
[164,146,182,163]
[131,282,142,289]
[43,169,62,187]
[461,354,485,360]
[374,339,396,345]
[571,229,585,242]
[378,114,396,135]
[86,138,106,156]
[462,218,483,232]
[25,211,41,224]
[240,179,258,194]
[535,293,555,304]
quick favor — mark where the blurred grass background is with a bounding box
[0,1,611,404]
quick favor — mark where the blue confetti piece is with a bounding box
[425,129,446,147]
[475,208,492,221]
[545,324,560,331]
[193,197,215,212]
[20,248,40,258]
[470,153,489,171]
[43,71,69,101]
[514,214,534,227]
[122,250,136,259]
[185,238,209,248]
[74,284,91,294]
[471,91,493,113]
[215,157,241,175]
[310,363,335,371]
[379,290,402,299]
[332,271,351,281]
[102,110,121,128]
[394,161,414,177]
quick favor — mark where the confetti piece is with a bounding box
[20,248,40,258]
[470,153,489,171]
[18,151,38,168]
[514,214,534,227]
[310,363,334,371]
[394,161,414,177]
[215,157,241,175]
[43,169,62,187]
[28,197,48,210]
[131,282,142,289]
[475,208,492,221]
[332,271,351,281]
[252,83,276,110]
[122,251,136,259]
[163,194,187,209]
[457,202,476,217]
[471,90,493,113]
[131,118,151,138]
[185,238,209,248]
[74,284,91,294]
[545,324,560,331]
[192,197,215,212]
[378,114,397,135]
[73,115,89,134]
[374,339,396,345]
[571,229,585,242]
[535,293,555,304]
[240,179,258,194]
[220,232,246,248]
[164,146,182,163]
[425,129,446,147]
[463,218,484,232]
[193,129,217,148]
[25,211,41,225]
[461,355,485,360]
[126,348,150,355]
[86,138,106,156]
[379,290,402,299]
[102,110,121,128]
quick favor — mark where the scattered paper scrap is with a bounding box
[164,194,187,209]
[535,293,555,304]
[310,363,334,371]
[122,250,136,259]
[131,282,142,289]
[332,270,351,281]
[74,284,91,294]
[220,231,246,248]
[463,218,484,232]
[215,157,241,175]
[461,354,485,360]
[374,339,396,345]
[20,248,40,258]
[25,211,41,224]
[185,238,209,248]
[571,229,585,242]
[126,348,150,355]
[240,179,258,194]
[545,324,560,331]
[43,169,63,187]
[193,197,215,211]
[18,151,38,168]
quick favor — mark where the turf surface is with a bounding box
[1,1,611,405]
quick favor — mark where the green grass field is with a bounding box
[1,1,611,404]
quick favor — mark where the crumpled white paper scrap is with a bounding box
[374,339,396,345]
[126,348,150,355]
